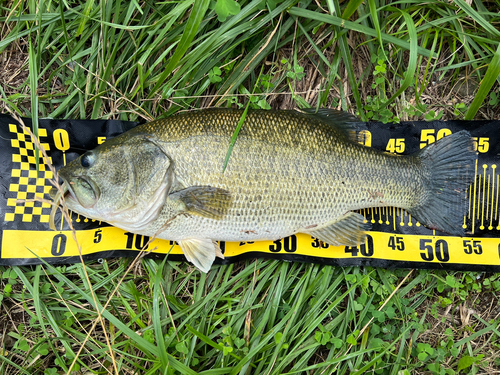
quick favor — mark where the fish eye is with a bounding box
[80,152,95,168]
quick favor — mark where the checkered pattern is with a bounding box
[5,124,54,223]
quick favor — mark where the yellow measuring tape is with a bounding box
[0,115,499,271]
[2,228,499,268]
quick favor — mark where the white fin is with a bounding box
[179,238,217,273]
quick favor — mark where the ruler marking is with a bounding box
[497,174,500,229]
[481,165,487,229]
[477,175,482,221]
[393,206,396,231]
[487,172,491,229]
[468,176,473,220]
[471,159,478,234]
[490,166,496,229]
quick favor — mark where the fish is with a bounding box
[50,108,477,272]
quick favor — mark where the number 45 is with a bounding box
[386,138,405,154]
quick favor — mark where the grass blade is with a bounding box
[288,7,436,58]
[382,9,418,108]
[453,0,500,39]
[76,0,94,36]
[28,32,39,172]
[332,0,366,118]
[149,0,210,97]
[152,259,170,371]
[222,102,250,172]
[465,43,500,120]
[342,0,364,19]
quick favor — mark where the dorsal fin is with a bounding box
[300,108,362,142]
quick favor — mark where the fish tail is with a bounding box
[408,130,477,236]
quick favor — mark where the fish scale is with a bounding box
[52,108,477,272]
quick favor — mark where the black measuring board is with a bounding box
[0,113,499,271]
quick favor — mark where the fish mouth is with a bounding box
[73,176,98,206]
[48,175,100,230]
[49,178,77,205]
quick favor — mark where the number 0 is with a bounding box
[51,234,67,256]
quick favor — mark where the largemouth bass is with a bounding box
[50,109,477,272]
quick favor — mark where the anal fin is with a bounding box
[304,212,371,247]
[179,238,224,273]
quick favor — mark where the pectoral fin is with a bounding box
[179,238,224,273]
[304,212,371,247]
[170,186,232,220]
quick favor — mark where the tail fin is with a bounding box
[408,130,477,236]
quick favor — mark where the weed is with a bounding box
[1,0,500,373]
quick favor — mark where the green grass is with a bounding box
[1,0,500,373]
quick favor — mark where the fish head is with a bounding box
[51,135,174,230]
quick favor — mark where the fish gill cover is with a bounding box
[0,113,499,272]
